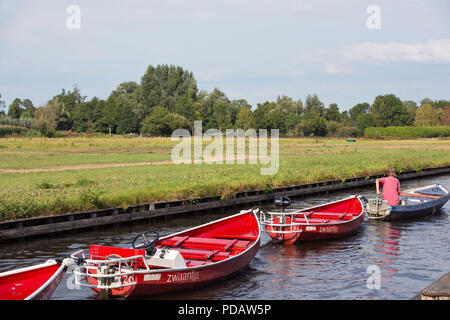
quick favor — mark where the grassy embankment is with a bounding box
[0,136,449,221]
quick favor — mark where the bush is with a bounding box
[364,126,450,137]
[0,125,27,137]
[337,126,359,137]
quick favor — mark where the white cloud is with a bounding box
[341,39,450,63]
[323,62,352,75]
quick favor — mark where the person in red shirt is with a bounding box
[376,168,401,206]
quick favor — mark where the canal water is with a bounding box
[0,174,449,300]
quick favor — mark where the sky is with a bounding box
[1,0,449,112]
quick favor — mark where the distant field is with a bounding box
[0,136,449,221]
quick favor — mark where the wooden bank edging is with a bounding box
[1,165,449,242]
[411,272,450,300]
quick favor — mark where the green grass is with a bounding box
[365,126,450,137]
[0,136,449,221]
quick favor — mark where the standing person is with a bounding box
[376,168,401,206]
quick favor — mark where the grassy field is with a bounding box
[0,135,449,221]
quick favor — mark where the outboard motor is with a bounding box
[274,196,291,212]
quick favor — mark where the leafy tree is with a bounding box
[355,113,375,135]
[337,126,359,137]
[298,112,328,136]
[72,97,106,133]
[285,113,301,136]
[340,110,352,126]
[327,120,339,136]
[304,94,325,116]
[140,106,171,135]
[349,103,370,122]
[198,88,230,131]
[33,104,57,136]
[253,101,276,130]
[402,100,418,123]
[20,99,35,119]
[435,100,450,110]
[276,95,303,116]
[164,113,190,132]
[371,94,411,127]
[440,106,450,125]
[235,105,254,130]
[140,65,197,113]
[266,108,286,131]
[213,101,233,131]
[414,103,440,126]
[7,98,23,119]
[325,103,341,122]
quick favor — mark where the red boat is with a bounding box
[72,209,261,299]
[259,196,365,244]
[0,258,73,300]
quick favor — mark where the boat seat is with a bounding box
[309,213,347,220]
[174,248,218,260]
[293,218,331,224]
[185,260,209,267]
[343,214,354,220]
[210,233,257,241]
[161,236,247,252]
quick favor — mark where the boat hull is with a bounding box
[263,196,365,244]
[125,240,259,298]
[0,259,68,300]
[75,210,261,299]
[387,192,450,221]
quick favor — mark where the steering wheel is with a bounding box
[132,230,159,255]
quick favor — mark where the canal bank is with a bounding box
[1,165,449,242]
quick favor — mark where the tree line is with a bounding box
[1,65,449,137]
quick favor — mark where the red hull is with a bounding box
[264,196,364,244]
[77,210,261,299]
[0,260,67,300]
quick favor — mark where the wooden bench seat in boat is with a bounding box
[175,248,230,262]
[293,218,331,224]
[161,236,251,252]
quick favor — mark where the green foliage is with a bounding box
[371,94,412,127]
[2,66,448,138]
[79,186,104,208]
[355,113,375,136]
[364,126,450,137]
[298,112,328,136]
[0,125,27,137]
[336,126,359,137]
[349,103,370,122]
[414,103,440,126]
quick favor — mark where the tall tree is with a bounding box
[304,94,325,116]
[20,99,36,119]
[140,65,198,113]
[402,100,418,123]
[370,94,411,127]
[325,103,341,122]
[298,112,328,136]
[7,98,23,119]
[414,103,440,126]
[235,105,254,130]
[440,106,450,125]
[349,103,370,122]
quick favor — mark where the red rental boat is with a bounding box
[259,196,365,244]
[72,209,261,299]
[0,258,73,300]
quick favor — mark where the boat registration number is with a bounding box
[144,274,161,282]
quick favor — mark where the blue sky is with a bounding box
[1,0,449,112]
